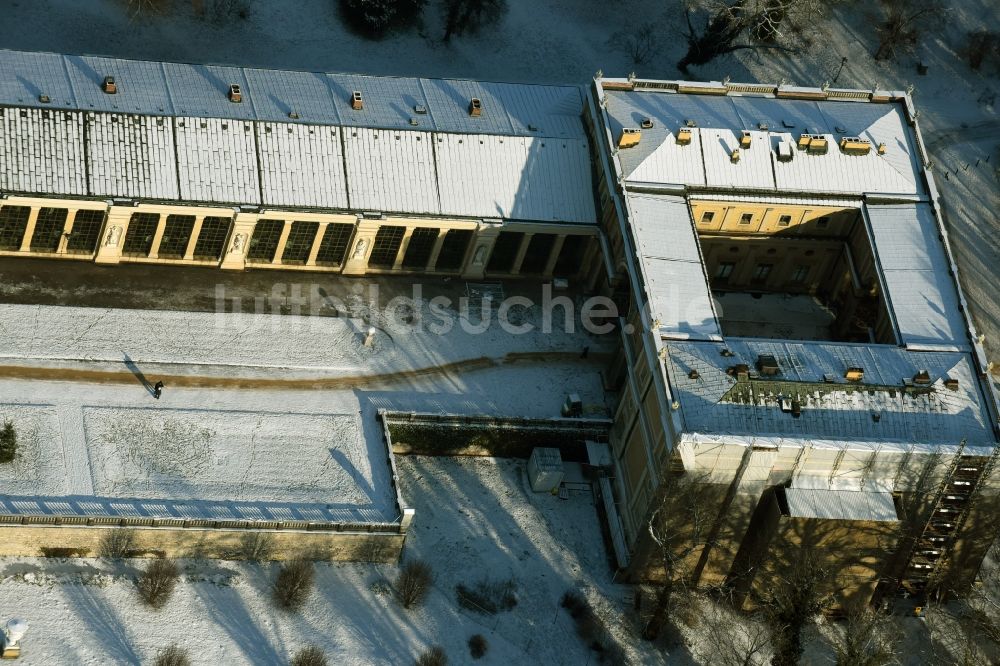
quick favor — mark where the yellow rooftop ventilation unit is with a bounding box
[618,128,641,149]
[839,136,872,155]
[676,127,692,145]
[740,130,752,148]
[877,142,887,155]
[798,133,828,154]
[730,147,741,162]
[845,367,864,382]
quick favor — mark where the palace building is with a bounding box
[1,49,998,604]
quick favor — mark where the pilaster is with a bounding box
[17,207,40,253]
[341,217,380,276]
[93,206,135,265]
[460,221,503,280]
[219,213,259,270]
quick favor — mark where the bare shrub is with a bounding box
[202,0,250,23]
[340,0,427,39]
[415,645,447,666]
[138,559,180,609]
[100,528,136,560]
[397,559,433,609]
[273,560,315,611]
[561,590,588,618]
[0,421,16,463]
[154,645,191,666]
[291,645,328,666]
[967,30,1000,71]
[468,634,488,659]
[560,588,625,664]
[239,532,274,562]
[442,0,508,42]
[455,578,517,614]
[834,607,902,666]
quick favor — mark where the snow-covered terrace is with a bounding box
[0,380,401,526]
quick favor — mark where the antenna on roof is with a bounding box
[906,83,915,96]
[822,81,830,91]
[595,69,603,80]
[723,75,731,85]
[628,72,636,82]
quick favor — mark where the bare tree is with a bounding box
[441,0,508,42]
[608,25,663,66]
[676,0,827,74]
[641,472,720,640]
[699,596,772,666]
[762,548,831,666]
[122,0,172,19]
[834,607,902,666]
[873,0,947,61]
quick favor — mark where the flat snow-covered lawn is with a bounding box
[0,456,667,666]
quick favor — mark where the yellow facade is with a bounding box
[0,196,600,282]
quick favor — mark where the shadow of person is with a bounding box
[122,353,154,396]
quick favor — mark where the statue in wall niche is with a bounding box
[352,238,368,260]
[104,225,122,247]
[229,233,246,255]
[472,244,487,265]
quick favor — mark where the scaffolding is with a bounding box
[899,440,1000,596]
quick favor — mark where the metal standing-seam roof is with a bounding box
[865,202,968,350]
[604,89,924,197]
[665,339,996,445]
[784,487,898,522]
[627,194,721,341]
[0,49,595,224]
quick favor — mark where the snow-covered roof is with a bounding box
[603,88,924,198]
[626,194,721,341]
[0,50,587,138]
[865,202,968,351]
[0,49,595,223]
[665,339,997,446]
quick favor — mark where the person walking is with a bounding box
[153,381,164,399]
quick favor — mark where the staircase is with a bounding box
[900,443,999,595]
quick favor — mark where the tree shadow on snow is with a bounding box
[194,583,283,665]
[63,582,142,665]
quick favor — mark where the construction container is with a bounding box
[527,447,563,493]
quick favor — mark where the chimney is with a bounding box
[845,367,864,382]
[729,364,750,381]
[102,76,117,94]
[469,97,482,116]
[618,128,641,149]
[228,84,242,103]
[640,117,653,129]
[740,130,752,148]
[913,369,932,385]
[351,91,363,110]
[944,377,960,391]
[676,127,692,145]
[756,354,780,376]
